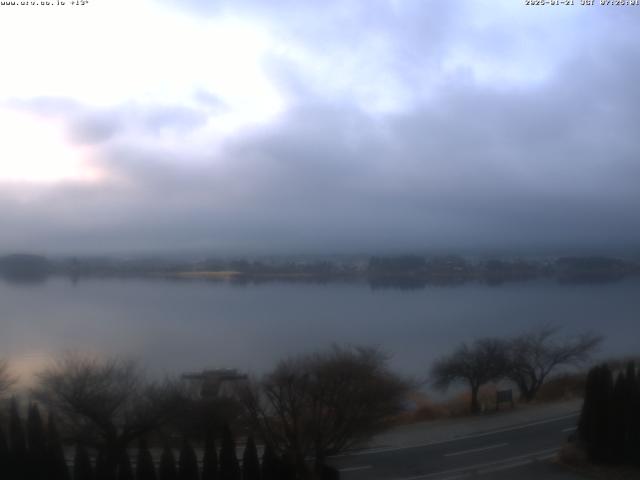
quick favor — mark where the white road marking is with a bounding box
[444,442,508,457]
[389,448,559,480]
[434,475,469,480]
[333,412,579,458]
[339,465,372,472]
[477,458,532,475]
[562,426,577,433]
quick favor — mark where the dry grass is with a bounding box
[535,373,585,403]
[394,373,588,426]
[400,391,449,422]
[395,360,634,429]
[395,384,507,424]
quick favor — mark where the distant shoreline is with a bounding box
[1,253,638,287]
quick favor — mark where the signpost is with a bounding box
[496,389,515,410]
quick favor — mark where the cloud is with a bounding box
[0,2,638,254]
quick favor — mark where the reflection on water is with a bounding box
[0,276,638,383]
[1,271,49,285]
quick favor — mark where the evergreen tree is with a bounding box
[118,452,135,480]
[621,362,636,463]
[73,444,94,480]
[218,425,239,480]
[241,436,260,480]
[578,365,614,463]
[27,403,48,480]
[136,439,156,480]
[201,433,218,480]
[10,397,27,457]
[159,445,178,480]
[27,404,47,455]
[629,362,640,466]
[260,445,278,480]
[9,398,27,479]
[609,372,626,463]
[47,412,71,480]
[578,366,597,446]
[178,439,199,480]
[579,366,600,461]
[96,449,114,480]
[278,452,296,480]
[593,364,614,463]
[0,425,10,478]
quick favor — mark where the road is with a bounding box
[329,414,584,479]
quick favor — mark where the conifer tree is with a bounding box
[629,362,640,466]
[579,365,614,463]
[118,452,135,480]
[178,439,199,480]
[27,403,48,480]
[279,451,296,480]
[594,364,613,463]
[219,425,239,480]
[136,438,156,480]
[241,436,260,480]
[260,444,278,480]
[0,425,10,477]
[47,412,71,480]
[201,433,218,480]
[578,366,597,448]
[159,445,178,480]
[96,449,115,480]
[73,444,94,480]
[27,404,47,454]
[609,372,626,463]
[10,398,27,478]
[621,362,638,463]
[10,398,27,457]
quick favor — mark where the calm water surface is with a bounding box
[1,276,638,381]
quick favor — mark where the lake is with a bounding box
[1,276,638,384]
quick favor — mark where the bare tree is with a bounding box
[238,346,410,476]
[506,326,602,402]
[0,359,15,397]
[33,353,184,476]
[431,338,509,414]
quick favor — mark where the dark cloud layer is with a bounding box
[1,2,639,255]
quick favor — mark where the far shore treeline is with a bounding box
[1,253,639,286]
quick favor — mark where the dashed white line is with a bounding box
[477,458,532,475]
[389,448,559,480]
[444,442,508,457]
[339,465,372,472]
[333,412,579,458]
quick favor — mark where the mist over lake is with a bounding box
[2,276,638,383]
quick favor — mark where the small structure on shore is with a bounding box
[495,389,515,410]
[181,368,248,398]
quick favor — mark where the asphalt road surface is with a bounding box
[329,414,584,480]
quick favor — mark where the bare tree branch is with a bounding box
[33,352,186,476]
[0,359,16,397]
[238,345,410,475]
[430,338,509,414]
[506,326,602,402]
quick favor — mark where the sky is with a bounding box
[0,0,639,256]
